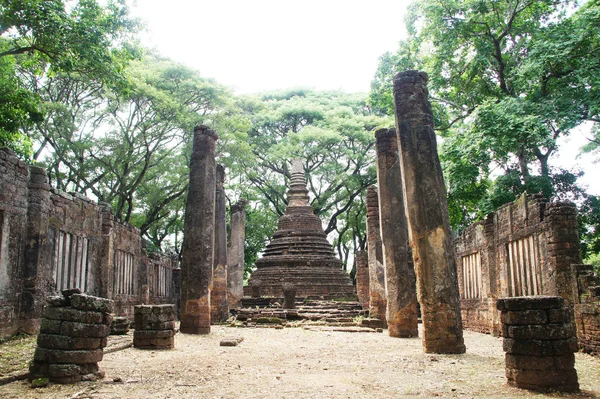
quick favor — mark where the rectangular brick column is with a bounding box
[497,296,579,392]
[180,125,218,334]
[366,186,387,325]
[355,250,370,310]
[211,164,229,322]
[375,128,418,338]
[227,200,246,308]
[393,70,465,353]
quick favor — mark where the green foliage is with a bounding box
[222,89,389,270]
[585,253,600,275]
[370,0,600,237]
[0,0,139,156]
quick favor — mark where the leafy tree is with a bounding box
[370,0,600,237]
[0,0,138,157]
[224,89,389,271]
[28,55,233,252]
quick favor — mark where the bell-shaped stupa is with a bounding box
[245,159,356,299]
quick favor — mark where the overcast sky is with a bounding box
[128,0,598,195]
[129,0,412,94]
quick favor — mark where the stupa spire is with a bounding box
[287,158,310,206]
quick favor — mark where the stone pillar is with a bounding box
[227,200,246,308]
[366,186,387,324]
[497,296,579,392]
[20,166,52,334]
[134,304,176,350]
[543,202,582,304]
[393,70,465,353]
[211,164,229,323]
[180,125,218,334]
[29,290,113,384]
[375,128,419,338]
[282,283,296,309]
[355,250,370,310]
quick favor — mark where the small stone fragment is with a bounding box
[220,337,244,347]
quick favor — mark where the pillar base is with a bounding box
[179,326,210,335]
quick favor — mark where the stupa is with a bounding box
[245,159,356,299]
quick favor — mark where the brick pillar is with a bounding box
[227,200,246,308]
[393,70,465,353]
[211,164,229,323]
[366,186,387,324]
[180,125,218,334]
[543,202,582,304]
[497,296,579,392]
[20,166,52,334]
[355,250,370,310]
[375,128,419,338]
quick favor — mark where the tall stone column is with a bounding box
[393,70,465,353]
[366,186,387,324]
[180,125,218,334]
[227,199,247,308]
[20,166,52,334]
[355,250,370,310]
[375,128,419,338]
[211,164,229,322]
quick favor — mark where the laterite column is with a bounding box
[366,186,387,325]
[211,164,229,322]
[180,125,218,334]
[375,128,418,338]
[227,200,247,308]
[355,250,370,310]
[393,70,465,353]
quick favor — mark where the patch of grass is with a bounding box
[0,333,36,377]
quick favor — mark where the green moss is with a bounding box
[0,333,37,377]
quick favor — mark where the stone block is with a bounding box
[506,368,579,392]
[42,306,103,324]
[70,294,113,314]
[134,320,176,331]
[37,333,106,350]
[505,353,575,371]
[59,320,110,338]
[133,329,174,339]
[133,336,174,349]
[507,324,573,340]
[497,296,564,311]
[501,310,547,325]
[34,347,104,364]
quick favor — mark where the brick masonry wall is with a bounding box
[0,148,179,338]
[572,264,600,355]
[455,194,582,336]
[0,148,29,336]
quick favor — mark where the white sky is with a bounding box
[129,0,411,94]
[129,0,599,195]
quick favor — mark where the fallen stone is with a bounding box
[220,337,244,347]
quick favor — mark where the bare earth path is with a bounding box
[2,326,600,399]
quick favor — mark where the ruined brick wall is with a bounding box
[0,149,29,336]
[572,264,600,355]
[0,148,179,337]
[456,194,582,335]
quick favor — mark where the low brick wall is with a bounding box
[0,148,180,338]
[455,194,583,336]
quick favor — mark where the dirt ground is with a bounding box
[2,325,600,399]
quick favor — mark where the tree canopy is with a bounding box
[369,0,600,255]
